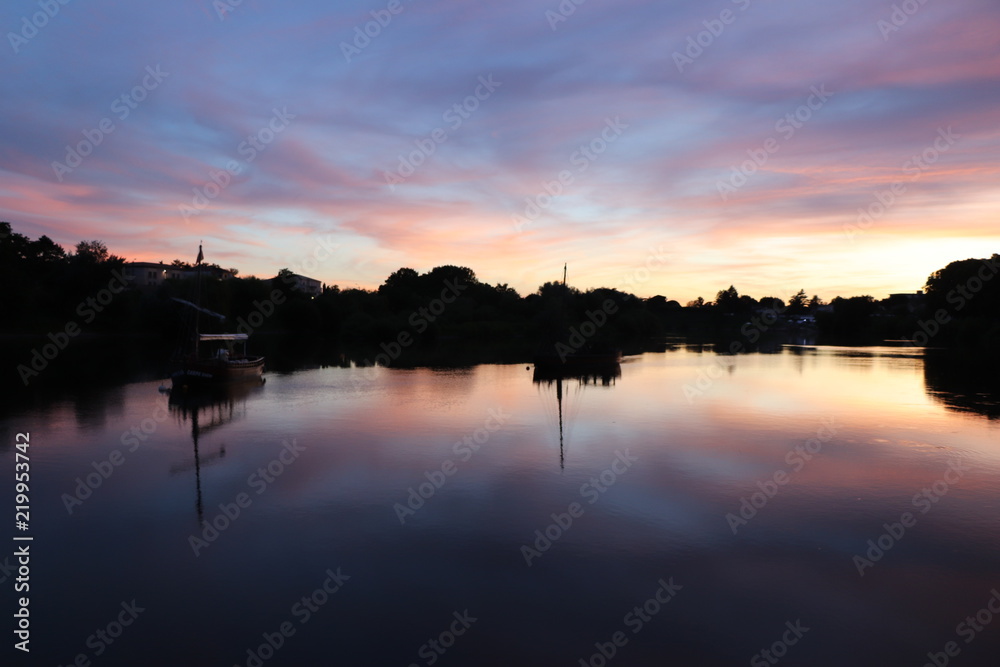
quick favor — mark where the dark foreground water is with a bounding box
[3,346,1000,666]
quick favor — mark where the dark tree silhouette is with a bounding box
[28,236,66,264]
[74,240,110,264]
[714,285,740,313]
[381,267,419,292]
[925,255,1000,319]
[0,221,996,352]
[686,296,705,308]
[787,289,808,314]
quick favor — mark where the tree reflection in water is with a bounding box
[924,350,1000,420]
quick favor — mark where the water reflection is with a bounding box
[924,350,1000,420]
[7,346,1000,666]
[532,361,621,468]
[168,382,263,522]
[531,361,622,387]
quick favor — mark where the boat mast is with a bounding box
[194,242,203,357]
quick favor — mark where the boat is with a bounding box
[171,333,265,387]
[170,244,265,388]
[532,263,622,371]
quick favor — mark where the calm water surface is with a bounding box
[5,346,1000,666]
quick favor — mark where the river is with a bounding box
[3,345,999,665]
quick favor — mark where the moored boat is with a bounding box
[170,243,265,388]
[171,333,264,387]
[533,263,623,372]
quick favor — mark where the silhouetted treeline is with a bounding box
[2,223,997,355]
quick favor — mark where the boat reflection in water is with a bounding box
[168,381,263,523]
[532,359,621,469]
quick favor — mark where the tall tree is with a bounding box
[714,285,740,313]
[74,240,110,264]
[788,289,808,314]
[925,255,1000,319]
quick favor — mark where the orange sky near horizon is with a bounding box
[2,0,998,303]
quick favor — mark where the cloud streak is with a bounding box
[1,0,997,300]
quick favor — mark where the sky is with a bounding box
[1,0,998,302]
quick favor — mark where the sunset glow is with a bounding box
[2,0,998,300]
